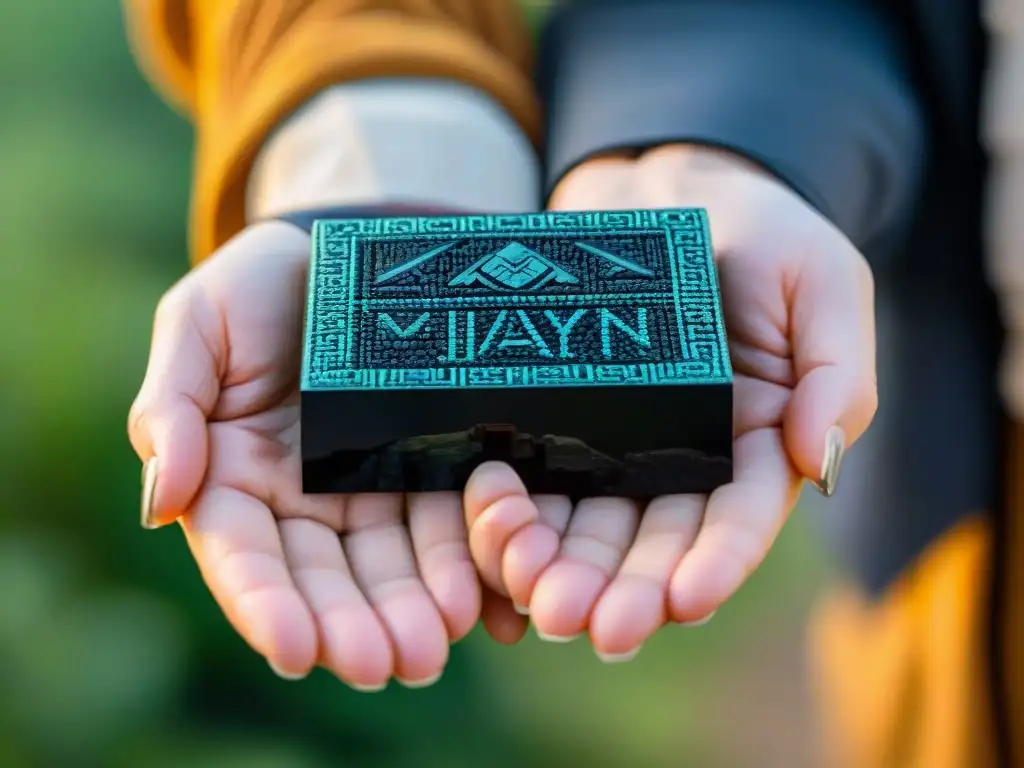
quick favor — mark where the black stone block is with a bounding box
[301,209,733,499]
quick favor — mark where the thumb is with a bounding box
[128,283,221,528]
[782,241,878,496]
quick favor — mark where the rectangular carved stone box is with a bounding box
[301,209,733,498]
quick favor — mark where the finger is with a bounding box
[669,428,801,622]
[181,486,319,678]
[279,515,393,691]
[734,373,791,436]
[501,495,574,612]
[464,462,540,594]
[480,585,529,645]
[128,284,221,527]
[407,492,482,642]
[784,239,877,493]
[529,498,641,642]
[206,421,386,686]
[589,494,705,660]
[344,494,449,687]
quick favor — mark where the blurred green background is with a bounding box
[0,2,830,766]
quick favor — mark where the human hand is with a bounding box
[129,221,520,689]
[462,145,877,657]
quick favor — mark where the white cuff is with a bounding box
[246,78,541,220]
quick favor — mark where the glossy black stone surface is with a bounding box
[301,209,733,498]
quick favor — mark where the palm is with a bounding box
[465,148,872,659]
[133,224,520,687]
[464,254,803,657]
[195,392,450,687]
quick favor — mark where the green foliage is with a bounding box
[0,2,828,766]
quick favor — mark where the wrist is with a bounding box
[644,143,778,179]
[549,142,780,210]
[247,79,542,221]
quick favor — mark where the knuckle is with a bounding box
[127,400,146,437]
[127,398,152,454]
[154,281,196,326]
[128,393,185,446]
[153,292,181,327]
[857,375,880,422]
[550,160,639,211]
[808,219,874,283]
[849,248,875,292]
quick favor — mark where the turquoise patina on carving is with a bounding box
[301,209,731,392]
[377,311,429,338]
[448,242,579,291]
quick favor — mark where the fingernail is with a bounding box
[596,646,642,663]
[678,610,716,627]
[350,681,388,693]
[397,671,443,689]
[268,661,307,681]
[536,629,580,643]
[513,603,530,615]
[812,425,846,497]
[140,457,160,529]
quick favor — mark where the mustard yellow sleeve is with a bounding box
[121,0,196,115]
[121,0,541,263]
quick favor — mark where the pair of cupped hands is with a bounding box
[128,145,876,690]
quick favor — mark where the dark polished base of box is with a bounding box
[303,427,732,500]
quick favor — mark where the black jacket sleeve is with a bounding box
[538,0,928,255]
